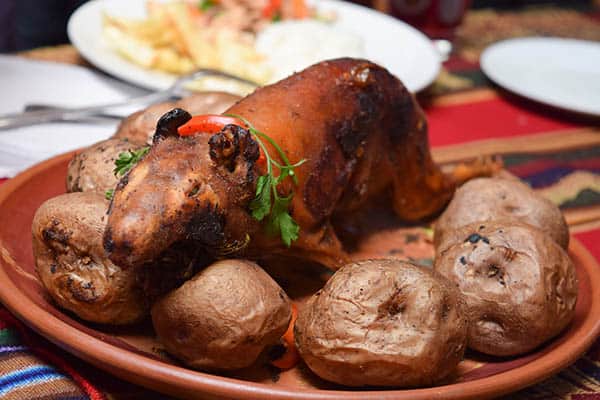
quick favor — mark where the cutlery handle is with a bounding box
[0,109,74,130]
[23,104,123,120]
[0,91,173,131]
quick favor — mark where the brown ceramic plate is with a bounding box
[1,151,600,400]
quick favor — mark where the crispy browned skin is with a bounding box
[104,58,476,269]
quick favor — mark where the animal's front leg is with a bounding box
[286,221,349,270]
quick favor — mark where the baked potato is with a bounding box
[434,177,569,251]
[151,259,291,370]
[295,259,467,387]
[32,192,149,324]
[113,92,240,145]
[434,221,577,356]
[66,138,145,194]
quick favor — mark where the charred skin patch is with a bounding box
[465,233,490,245]
[152,108,192,144]
[186,205,226,248]
[331,82,380,159]
[384,83,415,146]
[103,227,115,254]
[66,277,99,303]
[42,226,71,245]
[304,147,349,221]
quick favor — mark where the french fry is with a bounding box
[102,13,170,47]
[163,2,219,67]
[102,0,275,85]
[154,48,195,73]
[103,25,156,68]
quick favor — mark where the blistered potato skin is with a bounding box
[66,138,145,194]
[295,259,467,387]
[434,177,569,250]
[151,259,291,371]
[434,222,578,356]
[32,192,148,324]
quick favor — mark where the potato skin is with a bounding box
[32,192,148,324]
[113,92,240,145]
[66,138,145,194]
[434,222,577,356]
[295,259,467,387]
[151,259,291,371]
[435,177,569,250]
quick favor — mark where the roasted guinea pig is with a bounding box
[104,58,496,270]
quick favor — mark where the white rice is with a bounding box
[256,20,365,83]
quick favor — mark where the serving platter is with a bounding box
[67,0,441,93]
[1,152,600,399]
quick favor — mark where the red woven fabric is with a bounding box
[426,96,582,147]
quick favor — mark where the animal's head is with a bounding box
[103,109,260,268]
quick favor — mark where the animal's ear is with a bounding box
[208,125,259,172]
[152,108,192,144]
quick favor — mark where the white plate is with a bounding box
[0,55,146,178]
[67,0,441,93]
[481,37,600,116]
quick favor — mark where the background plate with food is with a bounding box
[67,0,441,93]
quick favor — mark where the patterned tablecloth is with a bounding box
[1,5,599,399]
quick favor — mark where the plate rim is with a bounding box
[67,0,440,93]
[480,37,600,117]
[1,152,600,400]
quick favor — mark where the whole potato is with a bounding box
[295,259,467,387]
[434,222,577,356]
[112,102,175,145]
[67,138,145,194]
[32,192,149,324]
[113,92,240,145]
[151,259,291,371]
[435,177,569,250]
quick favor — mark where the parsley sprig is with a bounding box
[105,146,150,200]
[226,114,306,246]
[198,0,216,11]
[114,147,150,176]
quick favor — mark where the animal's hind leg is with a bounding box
[386,96,456,221]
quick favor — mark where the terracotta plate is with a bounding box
[1,152,600,400]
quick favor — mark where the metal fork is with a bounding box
[0,69,258,130]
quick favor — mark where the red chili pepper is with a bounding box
[271,303,300,370]
[177,115,245,136]
[262,0,281,19]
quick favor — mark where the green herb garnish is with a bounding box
[114,147,150,177]
[198,0,216,11]
[226,114,306,246]
[105,146,150,200]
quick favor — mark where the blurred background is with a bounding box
[0,0,598,52]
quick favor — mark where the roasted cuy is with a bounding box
[104,58,496,269]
